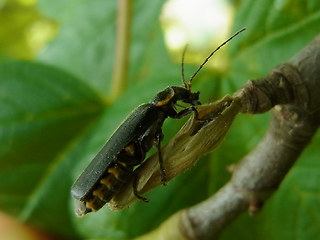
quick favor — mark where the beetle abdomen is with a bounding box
[84,162,132,211]
[75,141,147,214]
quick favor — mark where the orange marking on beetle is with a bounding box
[86,199,97,210]
[100,175,113,189]
[93,186,105,200]
[155,90,175,106]
[124,144,135,156]
[118,161,127,168]
[108,167,120,179]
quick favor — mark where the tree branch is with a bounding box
[181,33,320,238]
[114,34,320,239]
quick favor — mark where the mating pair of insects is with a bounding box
[71,28,245,216]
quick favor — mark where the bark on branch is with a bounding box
[112,34,320,239]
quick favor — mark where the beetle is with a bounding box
[71,28,245,216]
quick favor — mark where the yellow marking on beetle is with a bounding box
[155,90,175,106]
[100,175,113,189]
[124,144,135,156]
[86,199,97,210]
[93,186,105,200]
[108,167,120,179]
[118,161,127,168]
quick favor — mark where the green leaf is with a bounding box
[0,1,57,60]
[0,61,104,237]
[230,0,320,80]
[37,0,171,95]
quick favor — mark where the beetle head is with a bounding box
[172,86,201,106]
[185,90,201,106]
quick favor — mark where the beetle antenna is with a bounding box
[181,44,189,89]
[188,28,246,89]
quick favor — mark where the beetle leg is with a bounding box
[117,142,150,202]
[192,106,200,120]
[132,173,149,202]
[156,132,167,185]
[113,160,149,202]
[173,106,200,120]
[128,142,150,202]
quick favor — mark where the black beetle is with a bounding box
[71,28,245,216]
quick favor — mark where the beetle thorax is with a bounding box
[150,86,200,107]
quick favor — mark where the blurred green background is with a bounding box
[0,0,320,239]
